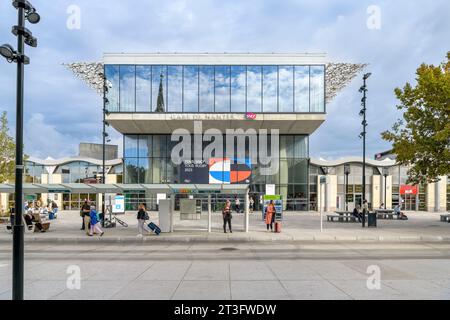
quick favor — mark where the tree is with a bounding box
[382,52,450,184]
[155,72,165,112]
[0,111,16,183]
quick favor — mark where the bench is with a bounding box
[377,212,398,219]
[32,213,50,232]
[440,215,450,222]
[327,214,358,223]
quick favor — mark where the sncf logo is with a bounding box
[245,112,257,120]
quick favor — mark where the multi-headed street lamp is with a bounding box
[0,0,40,300]
[358,72,371,227]
[344,164,351,211]
[382,167,389,209]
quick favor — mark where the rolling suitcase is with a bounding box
[148,222,161,235]
[274,222,281,233]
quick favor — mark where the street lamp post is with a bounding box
[0,0,40,300]
[359,72,371,228]
[383,167,389,209]
[100,71,109,228]
[344,164,351,211]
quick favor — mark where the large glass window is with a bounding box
[105,65,119,112]
[295,66,310,112]
[119,65,136,112]
[310,65,325,112]
[278,66,294,112]
[247,66,262,112]
[183,66,199,112]
[230,66,246,112]
[215,66,231,112]
[199,66,214,112]
[263,66,278,112]
[136,66,151,112]
[151,66,167,112]
[167,66,183,112]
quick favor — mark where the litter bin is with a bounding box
[367,212,377,227]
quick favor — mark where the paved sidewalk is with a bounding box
[1,210,449,243]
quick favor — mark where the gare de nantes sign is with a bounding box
[168,113,257,121]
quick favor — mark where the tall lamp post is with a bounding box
[359,72,371,228]
[344,164,351,211]
[99,72,110,227]
[0,0,40,300]
[382,167,389,209]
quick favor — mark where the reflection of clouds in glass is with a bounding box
[120,66,135,112]
[295,66,310,112]
[199,66,214,112]
[247,66,262,112]
[168,66,182,112]
[263,66,277,112]
[136,66,151,112]
[231,66,246,112]
[279,66,293,112]
[215,66,230,112]
[310,66,325,112]
[183,66,198,112]
[105,65,119,112]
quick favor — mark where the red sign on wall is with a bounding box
[400,185,418,195]
[245,112,257,120]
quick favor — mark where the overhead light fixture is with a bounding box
[103,97,109,105]
[363,73,372,80]
[104,109,110,116]
[0,44,16,60]
[12,25,37,47]
[26,10,40,24]
[361,120,367,126]
[359,109,365,117]
[359,86,366,93]
[104,120,110,127]
[103,132,109,138]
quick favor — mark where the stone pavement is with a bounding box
[1,210,449,243]
[1,241,450,300]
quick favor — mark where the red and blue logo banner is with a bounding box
[209,158,252,184]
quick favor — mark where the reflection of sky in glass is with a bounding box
[125,158,138,184]
[263,66,278,112]
[151,66,167,112]
[199,66,214,112]
[120,65,136,112]
[168,66,182,112]
[183,66,199,112]
[107,64,325,113]
[138,157,150,183]
[310,66,325,112]
[136,66,151,112]
[295,66,310,112]
[279,66,294,112]
[105,65,119,112]
[124,135,138,157]
[215,66,231,112]
[247,66,262,112]
[231,66,246,112]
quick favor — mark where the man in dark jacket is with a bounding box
[222,200,232,233]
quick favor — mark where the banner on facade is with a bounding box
[400,185,418,195]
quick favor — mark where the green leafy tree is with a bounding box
[382,52,450,184]
[0,111,16,183]
[155,72,165,112]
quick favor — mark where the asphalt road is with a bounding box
[1,242,450,300]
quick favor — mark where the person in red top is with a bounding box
[265,200,276,232]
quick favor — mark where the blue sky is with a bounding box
[0,0,449,159]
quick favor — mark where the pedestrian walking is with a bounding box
[265,200,276,232]
[249,197,254,213]
[89,206,104,237]
[222,200,232,233]
[81,199,91,234]
[137,203,152,236]
[235,197,241,213]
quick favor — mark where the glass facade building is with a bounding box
[105,65,325,113]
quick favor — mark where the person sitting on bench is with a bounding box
[352,206,362,222]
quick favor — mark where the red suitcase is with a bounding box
[274,222,281,233]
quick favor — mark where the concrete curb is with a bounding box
[2,234,450,244]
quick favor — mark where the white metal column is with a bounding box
[208,194,212,233]
[245,188,249,233]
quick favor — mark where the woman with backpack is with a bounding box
[137,203,152,237]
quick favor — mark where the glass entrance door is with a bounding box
[354,194,362,209]
[402,194,416,211]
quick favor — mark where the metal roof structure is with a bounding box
[0,183,249,195]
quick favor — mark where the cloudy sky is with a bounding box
[0,0,449,160]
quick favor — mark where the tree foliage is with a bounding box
[0,111,16,183]
[382,52,450,184]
